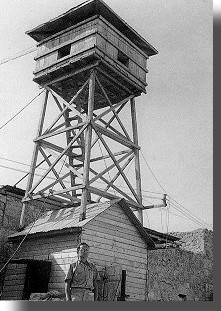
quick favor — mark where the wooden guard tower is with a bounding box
[20,0,159,228]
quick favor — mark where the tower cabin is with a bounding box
[27,0,157,108]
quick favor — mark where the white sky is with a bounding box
[0,0,213,233]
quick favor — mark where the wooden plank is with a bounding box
[93,95,134,122]
[84,221,147,246]
[95,75,132,141]
[97,67,133,95]
[97,17,148,59]
[89,167,137,203]
[96,51,146,92]
[87,251,147,270]
[81,235,147,261]
[89,150,132,184]
[37,172,70,194]
[28,123,87,194]
[96,32,148,73]
[100,153,134,196]
[130,97,143,223]
[38,147,66,190]
[20,90,49,228]
[94,123,139,149]
[93,127,140,203]
[88,186,119,200]
[34,121,87,142]
[93,112,127,140]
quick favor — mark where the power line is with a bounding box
[141,151,167,193]
[140,150,213,230]
[169,201,213,229]
[0,164,68,184]
[0,46,37,66]
[0,90,44,131]
[0,153,69,274]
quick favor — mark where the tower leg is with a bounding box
[19,90,49,228]
[79,71,96,221]
[131,98,143,224]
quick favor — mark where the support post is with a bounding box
[79,71,95,221]
[63,107,76,196]
[130,98,143,224]
[19,90,49,228]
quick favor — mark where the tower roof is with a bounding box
[26,0,158,57]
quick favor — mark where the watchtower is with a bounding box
[20,0,159,228]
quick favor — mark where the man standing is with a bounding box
[65,242,99,301]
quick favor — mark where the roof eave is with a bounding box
[118,199,155,249]
[26,0,158,57]
[8,226,82,242]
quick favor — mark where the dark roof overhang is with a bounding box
[118,199,156,249]
[26,0,158,57]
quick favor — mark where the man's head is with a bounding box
[77,242,90,261]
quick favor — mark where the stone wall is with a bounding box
[147,229,213,301]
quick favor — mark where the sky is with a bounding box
[0,0,213,233]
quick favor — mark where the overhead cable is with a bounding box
[0,90,44,131]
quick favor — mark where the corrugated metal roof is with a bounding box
[9,200,115,239]
[9,198,156,248]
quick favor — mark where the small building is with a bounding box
[0,187,213,301]
[1,198,178,301]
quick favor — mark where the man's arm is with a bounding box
[65,280,72,301]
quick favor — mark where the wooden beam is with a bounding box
[93,126,140,204]
[28,123,88,194]
[97,67,133,94]
[43,80,88,135]
[100,153,135,194]
[87,186,120,201]
[34,121,87,142]
[36,172,70,194]
[93,95,134,122]
[38,146,66,189]
[89,167,137,203]
[89,151,133,184]
[23,185,84,202]
[131,98,143,224]
[80,70,96,221]
[20,90,49,228]
[90,149,131,163]
[42,147,84,180]
[42,61,100,88]
[94,123,140,150]
[142,203,166,210]
[93,112,127,140]
[95,75,132,141]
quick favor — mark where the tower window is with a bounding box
[117,50,129,67]
[57,44,71,60]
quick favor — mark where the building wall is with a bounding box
[8,233,81,295]
[4,203,149,301]
[1,263,27,300]
[82,203,148,301]
[0,187,62,295]
[147,229,213,301]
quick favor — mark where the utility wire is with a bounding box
[0,90,44,131]
[0,46,37,66]
[0,154,68,274]
[0,155,165,196]
[140,150,212,230]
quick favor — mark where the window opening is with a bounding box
[117,50,129,67]
[57,44,71,60]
